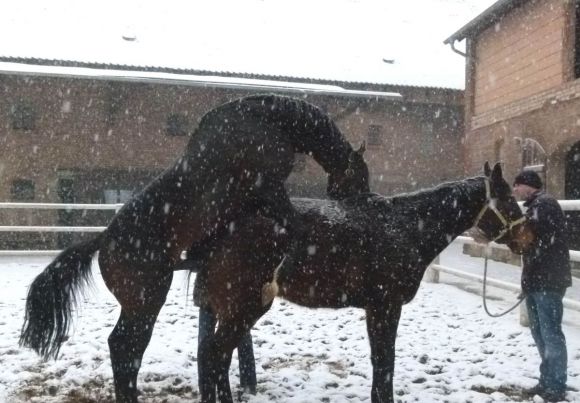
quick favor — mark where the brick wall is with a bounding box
[473,0,567,115]
[0,72,463,247]
[464,92,580,198]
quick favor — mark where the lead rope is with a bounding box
[482,248,525,317]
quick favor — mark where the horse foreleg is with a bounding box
[365,302,402,403]
[198,326,236,403]
[201,309,259,403]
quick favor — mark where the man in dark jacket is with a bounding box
[513,170,572,402]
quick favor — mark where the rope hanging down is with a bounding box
[482,248,525,318]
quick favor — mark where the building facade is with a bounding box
[0,59,463,248]
[446,0,580,197]
[446,0,580,251]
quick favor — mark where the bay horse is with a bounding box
[190,162,534,403]
[19,94,370,403]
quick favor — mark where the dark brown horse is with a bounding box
[19,94,369,403]
[191,162,534,403]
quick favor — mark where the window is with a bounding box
[104,83,125,125]
[166,113,189,136]
[11,101,36,130]
[494,138,504,163]
[518,137,547,186]
[11,179,35,201]
[520,137,546,168]
[367,125,382,145]
[103,189,133,204]
[421,122,434,155]
[293,154,306,172]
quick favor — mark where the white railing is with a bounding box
[0,202,122,235]
[426,236,580,315]
[0,202,123,256]
[0,202,123,210]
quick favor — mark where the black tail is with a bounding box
[19,235,102,360]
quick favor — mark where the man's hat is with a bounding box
[513,170,543,189]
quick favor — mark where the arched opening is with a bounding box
[515,136,547,188]
[565,141,580,199]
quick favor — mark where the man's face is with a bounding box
[512,183,536,201]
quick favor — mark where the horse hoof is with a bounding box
[261,282,278,306]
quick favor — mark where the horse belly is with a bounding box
[279,252,367,309]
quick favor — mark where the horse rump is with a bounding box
[19,236,101,360]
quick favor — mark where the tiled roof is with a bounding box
[0,56,462,92]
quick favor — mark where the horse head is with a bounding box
[326,142,370,200]
[472,162,535,254]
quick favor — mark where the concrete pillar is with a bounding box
[424,256,440,283]
[519,298,529,327]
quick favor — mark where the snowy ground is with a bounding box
[0,245,579,403]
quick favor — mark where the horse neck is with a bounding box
[309,142,352,175]
[264,95,354,175]
[417,177,488,259]
[285,114,352,175]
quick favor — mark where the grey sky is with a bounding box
[0,0,497,88]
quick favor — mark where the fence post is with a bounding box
[424,256,440,283]
[515,254,529,327]
[519,298,529,327]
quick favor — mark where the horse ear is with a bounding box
[356,141,366,155]
[491,162,503,182]
[483,161,491,177]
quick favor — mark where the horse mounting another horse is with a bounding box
[190,162,534,403]
[19,94,370,403]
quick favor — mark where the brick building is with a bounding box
[445,0,580,251]
[445,0,580,198]
[0,59,463,248]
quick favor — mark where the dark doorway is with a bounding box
[565,142,580,252]
[565,142,580,199]
[57,177,75,248]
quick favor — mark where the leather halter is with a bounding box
[473,178,526,243]
[345,153,356,178]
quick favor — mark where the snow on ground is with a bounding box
[0,246,579,403]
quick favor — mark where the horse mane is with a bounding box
[343,176,486,218]
[389,176,484,209]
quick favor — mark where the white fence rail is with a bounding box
[0,202,122,234]
[426,236,580,316]
[0,202,123,210]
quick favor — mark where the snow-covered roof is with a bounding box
[445,0,528,44]
[0,0,498,90]
[0,59,402,99]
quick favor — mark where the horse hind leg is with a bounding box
[107,271,173,403]
[202,314,258,403]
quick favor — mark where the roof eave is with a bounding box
[444,0,528,44]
